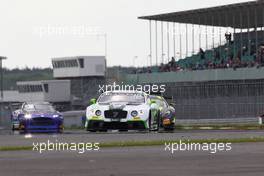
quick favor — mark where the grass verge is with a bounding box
[1,137,264,152]
[175,124,264,130]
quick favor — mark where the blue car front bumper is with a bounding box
[20,118,63,133]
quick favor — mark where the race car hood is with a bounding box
[87,102,150,114]
[109,103,127,110]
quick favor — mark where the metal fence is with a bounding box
[164,80,264,119]
[0,103,11,128]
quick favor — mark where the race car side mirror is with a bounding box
[90,98,96,105]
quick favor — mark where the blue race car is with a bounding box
[12,102,64,133]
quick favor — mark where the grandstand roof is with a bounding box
[139,0,264,28]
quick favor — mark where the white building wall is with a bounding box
[52,56,106,78]
[19,92,45,102]
[16,80,71,103]
[43,80,71,102]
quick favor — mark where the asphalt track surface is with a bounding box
[0,130,264,176]
[0,143,264,176]
[0,129,264,147]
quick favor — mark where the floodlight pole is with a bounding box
[240,11,243,57]
[247,8,251,56]
[167,22,170,63]
[218,11,222,59]
[173,22,176,58]
[104,33,107,58]
[263,7,264,48]
[192,21,194,54]
[233,14,236,58]
[225,9,228,47]
[199,17,201,50]
[179,23,182,59]
[155,20,158,66]
[255,7,258,56]
[161,22,164,64]
[133,56,138,67]
[0,56,7,124]
[205,14,208,50]
[212,15,215,49]
[186,23,188,57]
[0,57,7,101]
[149,20,152,67]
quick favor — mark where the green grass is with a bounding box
[1,137,264,152]
[0,146,32,151]
[175,124,264,130]
[65,124,264,131]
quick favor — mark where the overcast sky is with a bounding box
[0,0,252,68]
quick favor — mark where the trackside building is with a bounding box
[52,56,106,109]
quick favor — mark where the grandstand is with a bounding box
[123,0,264,120]
[139,0,264,71]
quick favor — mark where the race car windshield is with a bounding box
[98,93,145,104]
[24,104,56,112]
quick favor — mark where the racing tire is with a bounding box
[119,129,128,132]
[86,127,97,133]
[88,130,97,133]
[148,111,152,132]
[149,110,161,132]
[155,111,161,132]
[19,130,27,135]
[164,125,175,132]
[99,130,108,132]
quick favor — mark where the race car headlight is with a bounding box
[53,114,60,118]
[131,110,138,117]
[24,114,32,119]
[95,110,102,116]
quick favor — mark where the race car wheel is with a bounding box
[149,110,161,132]
[19,130,27,135]
[86,126,97,132]
[87,130,97,132]
[99,130,107,132]
[148,111,152,131]
[58,129,64,134]
[119,129,128,132]
[163,123,175,132]
[156,111,161,132]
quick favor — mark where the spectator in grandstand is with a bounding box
[237,51,241,60]
[250,42,256,56]
[233,54,243,70]
[169,57,176,67]
[214,49,220,61]
[257,45,264,66]
[242,46,248,56]
[225,32,232,44]
[199,48,205,60]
